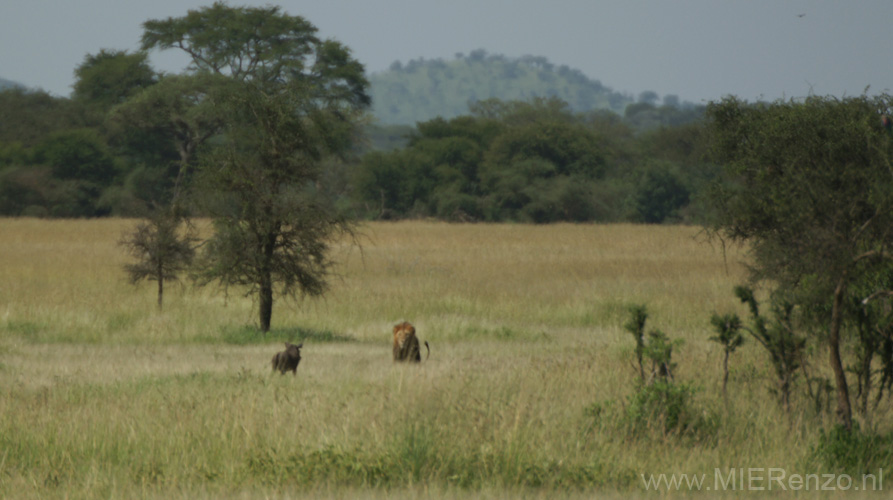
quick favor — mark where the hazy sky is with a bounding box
[2,1,891,104]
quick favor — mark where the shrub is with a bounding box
[621,380,716,438]
[810,423,893,476]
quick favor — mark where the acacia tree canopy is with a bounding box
[142,2,370,332]
[140,1,369,108]
[705,94,893,430]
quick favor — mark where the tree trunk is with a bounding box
[259,278,273,333]
[156,261,164,311]
[258,231,276,333]
[830,276,853,430]
[722,350,730,396]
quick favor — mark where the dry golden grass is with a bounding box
[0,219,888,499]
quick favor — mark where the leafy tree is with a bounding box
[733,286,806,412]
[120,211,198,310]
[73,49,157,112]
[194,83,361,331]
[705,95,893,430]
[0,166,54,216]
[0,89,91,147]
[143,2,370,332]
[107,73,229,208]
[34,128,118,185]
[23,128,120,216]
[623,305,682,383]
[353,149,437,218]
[624,305,648,382]
[483,120,605,179]
[633,163,690,224]
[709,313,744,397]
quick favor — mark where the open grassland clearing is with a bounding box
[1,219,889,499]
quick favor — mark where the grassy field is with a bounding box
[0,219,889,498]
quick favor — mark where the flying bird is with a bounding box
[797,13,806,18]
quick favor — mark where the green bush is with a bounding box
[810,424,893,475]
[622,380,717,438]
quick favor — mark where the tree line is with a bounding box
[357,97,709,223]
[0,85,710,223]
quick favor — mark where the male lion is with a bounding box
[392,321,429,362]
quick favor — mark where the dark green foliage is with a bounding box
[34,129,118,185]
[0,33,721,222]
[633,163,690,223]
[0,164,110,217]
[483,120,606,178]
[215,325,352,345]
[150,3,371,332]
[709,313,744,395]
[623,304,681,383]
[352,98,664,222]
[0,166,53,216]
[105,73,231,211]
[119,211,198,310]
[615,305,712,439]
[243,442,627,490]
[644,329,680,382]
[624,305,648,382]
[0,89,94,148]
[811,423,893,476]
[72,49,157,111]
[848,266,893,418]
[622,381,716,437]
[706,94,893,430]
[733,286,805,412]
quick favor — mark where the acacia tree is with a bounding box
[120,210,198,310]
[705,95,893,430]
[142,2,369,332]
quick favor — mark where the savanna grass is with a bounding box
[1,218,889,499]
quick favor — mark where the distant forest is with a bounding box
[0,51,714,223]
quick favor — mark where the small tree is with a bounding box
[624,305,682,383]
[120,210,198,310]
[624,304,648,382]
[620,305,704,437]
[644,329,679,382]
[709,313,744,396]
[733,286,805,413]
[142,3,371,332]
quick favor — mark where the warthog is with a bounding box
[392,321,429,362]
[271,342,303,375]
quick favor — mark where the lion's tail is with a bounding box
[424,340,430,361]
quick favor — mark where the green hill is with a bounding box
[369,50,633,125]
[0,77,25,91]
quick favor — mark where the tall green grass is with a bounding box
[0,219,889,498]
